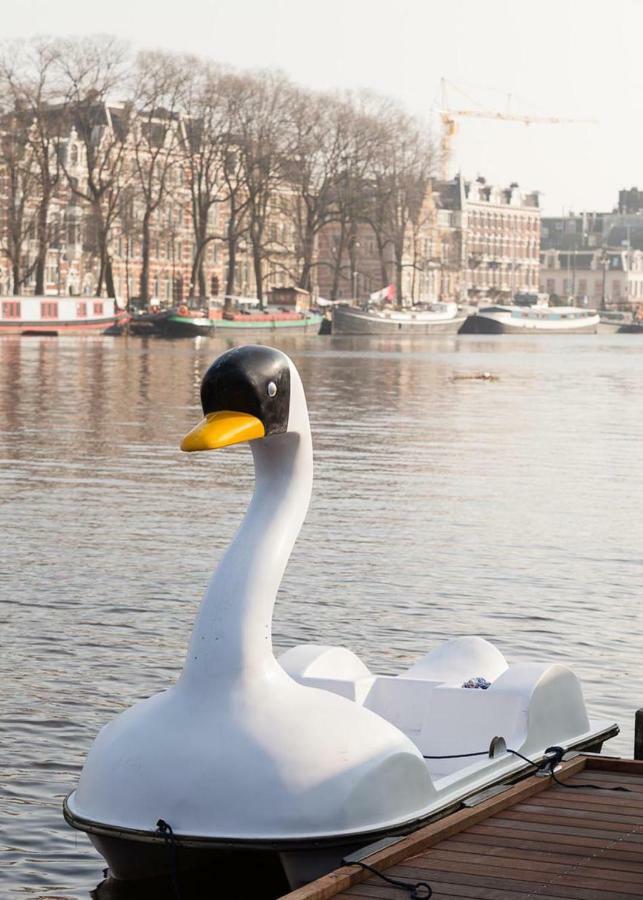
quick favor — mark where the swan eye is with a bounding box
[267,381,277,398]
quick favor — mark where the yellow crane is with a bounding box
[438,78,596,179]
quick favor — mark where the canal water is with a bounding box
[1,332,642,897]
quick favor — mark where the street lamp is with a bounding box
[600,251,608,311]
[351,239,360,300]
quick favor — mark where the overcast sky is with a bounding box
[4,0,642,215]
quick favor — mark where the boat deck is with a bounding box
[280,755,643,900]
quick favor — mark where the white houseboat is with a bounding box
[460,303,600,335]
[0,296,126,335]
[333,301,466,335]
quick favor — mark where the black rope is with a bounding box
[423,744,632,792]
[541,746,631,792]
[156,818,182,900]
[344,859,432,899]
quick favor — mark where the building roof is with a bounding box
[605,225,643,251]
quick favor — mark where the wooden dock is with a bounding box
[280,755,643,900]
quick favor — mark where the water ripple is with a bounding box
[1,332,642,897]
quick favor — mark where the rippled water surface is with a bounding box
[2,332,643,898]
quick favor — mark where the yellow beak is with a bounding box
[181,410,265,452]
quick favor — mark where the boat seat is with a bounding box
[362,676,442,739]
[405,635,508,685]
[416,662,591,774]
[279,645,374,702]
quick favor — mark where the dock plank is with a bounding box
[435,838,643,875]
[279,756,643,900]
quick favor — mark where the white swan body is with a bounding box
[68,348,435,843]
[66,345,615,886]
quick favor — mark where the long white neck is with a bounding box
[180,385,312,691]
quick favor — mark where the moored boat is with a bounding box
[160,300,322,337]
[64,345,616,891]
[460,303,600,334]
[161,306,214,337]
[213,292,322,333]
[128,308,172,336]
[333,301,466,335]
[215,307,322,333]
[598,310,629,333]
[0,296,127,336]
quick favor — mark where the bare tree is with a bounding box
[363,106,437,302]
[180,62,230,301]
[130,50,186,305]
[286,89,354,292]
[0,100,38,294]
[0,38,66,295]
[231,70,292,305]
[324,95,380,301]
[0,34,440,308]
[55,35,132,298]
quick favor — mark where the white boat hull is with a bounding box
[333,305,466,335]
[64,719,614,888]
[64,348,617,894]
[65,635,618,889]
[461,306,600,335]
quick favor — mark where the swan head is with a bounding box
[181,345,305,452]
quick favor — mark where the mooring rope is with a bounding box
[156,818,182,900]
[342,859,432,899]
[150,748,629,900]
[422,744,632,791]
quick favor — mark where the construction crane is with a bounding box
[438,78,596,180]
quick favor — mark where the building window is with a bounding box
[93,301,104,316]
[76,302,87,318]
[2,301,21,319]
[546,279,555,293]
[42,302,58,319]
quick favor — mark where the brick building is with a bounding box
[539,248,643,308]
[436,175,541,303]
[0,103,297,305]
[315,185,442,304]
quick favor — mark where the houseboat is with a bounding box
[213,307,322,333]
[161,306,215,337]
[332,301,466,335]
[212,287,322,334]
[0,296,127,336]
[460,303,600,335]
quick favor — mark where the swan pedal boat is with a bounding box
[64,345,617,890]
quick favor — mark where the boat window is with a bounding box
[42,302,58,319]
[76,302,87,318]
[2,301,21,319]
[93,302,104,316]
